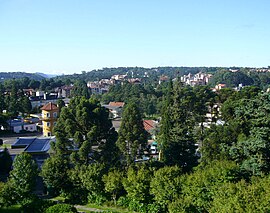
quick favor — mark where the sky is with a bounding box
[0,0,270,74]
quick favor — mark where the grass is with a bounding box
[0,205,21,213]
[50,196,135,213]
[84,203,135,213]
[0,144,11,149]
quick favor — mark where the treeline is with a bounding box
[210,68,270,88]
[101,82,167,116]
[55,66,218,82]
[0,72,46,82]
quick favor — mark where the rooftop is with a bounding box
[40,102,58,111]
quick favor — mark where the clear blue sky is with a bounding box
[1,0,270,74]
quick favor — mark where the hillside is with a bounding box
[0,72,46,81]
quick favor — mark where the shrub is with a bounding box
[45,203,77,213]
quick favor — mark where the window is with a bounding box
[53,122,57,126]
[48,132,51,137]
[53,112,57,118]
[47,122,50,127]
[25,127,28,130]
[46,113,50,118]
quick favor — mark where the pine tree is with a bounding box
[71,80,91,98]
[158,80,173,162]
[159,81,198,172]
[53,97,119,166]
[116,102,148,165]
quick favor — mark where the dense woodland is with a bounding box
[1,68,270,212]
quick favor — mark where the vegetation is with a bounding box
[116,102,148,165]
[3,67,270,212]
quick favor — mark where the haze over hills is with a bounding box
[0,72,58,81]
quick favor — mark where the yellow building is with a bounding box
[41,102,59,137]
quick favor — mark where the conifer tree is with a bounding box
[159,81,198,171]
[53,97,119,166]
[116,102,147,165]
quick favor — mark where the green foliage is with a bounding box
[210,176,270,212]
[71,80,90,98]
[0,148,12,174]
[123,166,152,206]
[0,153,38,207]
[20,197,54,213]
[204,92,270,175]
[103,170,124,204]
[159,81,198,171]
[150,166,182,211]
[78,163,106,204]
[210,70,254,87]
[116,102,148,165]
[168,160,241,212]
[53,96,119,166]
[45,203,77,213]
[41,155,71,196]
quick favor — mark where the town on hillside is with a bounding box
[1,67,270,212]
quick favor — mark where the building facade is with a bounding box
[41,102,59,137]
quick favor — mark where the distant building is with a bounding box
[103,102,125,118]
[11,137,55,167]
[41,102,59,137]
[215,83,227,91]
[55,85,73,98]
[8,118,38,133]
[181,72,212,86]
[143,119,158,139]
[158,75,169,84]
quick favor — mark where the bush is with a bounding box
[45,203,77,213]
[21,197,54,213]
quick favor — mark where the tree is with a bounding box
[8,80,20,117]
[41,155,71,196]
[45,203,77,213]
[71,80,91,98]
[150,166,182,211]
[57,99,65,114]
[20,95,32,115]
[78,163,106,203]
[53,97,119,166]
[0,147,12,174]
[0,83,5,113]
[160,81,198,171]
[123,166,152,206]
[158,81,173,161]
[168,160,241,213]
[103,169,124,204]
[1,153,38,206]
[116,102,148,165]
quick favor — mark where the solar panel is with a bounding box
[25,138,51,153]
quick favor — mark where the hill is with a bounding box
[0,72,46,81]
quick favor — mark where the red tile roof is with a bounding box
[143,120,156,132]
[40,102,58,111]
[108,102,125,107]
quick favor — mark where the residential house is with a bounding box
[41,102,59,137]
[11,137,55,167]
[103,102,125,118]
[8,118,38,133]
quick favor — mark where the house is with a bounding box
[11,137,55,167]
[103,102,125,118]
[158,75,169,84]
[41,102,59,137]
[55,85,73,98]
[143,120,158,139]
[215,83,227,91]
[8,118,38,133]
